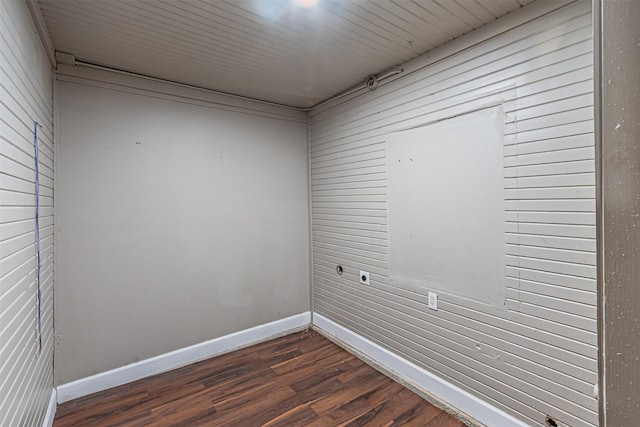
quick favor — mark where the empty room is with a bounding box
[1,0,638,426]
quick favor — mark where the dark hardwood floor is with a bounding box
[53,330,468,426]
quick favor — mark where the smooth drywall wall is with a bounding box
[310,1,596,426]
[386,107,505,305]
[56,69,309,384]
[0,1,55,425]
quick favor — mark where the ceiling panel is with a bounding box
[38,0,534,108]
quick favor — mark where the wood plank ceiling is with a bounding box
[38,0,534,108]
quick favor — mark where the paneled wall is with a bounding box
[55,66,310,384]
[0,1,55,425]
[309,1,596,426]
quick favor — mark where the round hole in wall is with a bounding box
[336,265,343,276]
[545,416,559,427]
[361,274,367,281]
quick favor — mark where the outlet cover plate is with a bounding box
[428,292,438,310]
[360,271,370,285]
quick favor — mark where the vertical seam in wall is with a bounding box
[52,71,59,392]
[513,107,520,307]
[307,113,315,325]
[592,0,604,424]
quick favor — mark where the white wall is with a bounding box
[310,1,596,426]
[55,66,310,384]
[386,107,506,305]
[0,1,55,425]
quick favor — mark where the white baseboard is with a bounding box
[312,313,528,427]
[55,311,522,426]
[42,388,56,427]
[57,312,311,403]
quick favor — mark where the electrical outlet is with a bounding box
[360,271,370,285]
[428,292,438,310]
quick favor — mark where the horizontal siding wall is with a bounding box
[0,1,55,426]
[309,1,596,426]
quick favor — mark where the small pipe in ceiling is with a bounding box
[305,68,405,111]
[60,54,404,112]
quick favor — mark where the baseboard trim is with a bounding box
[57,312,311,403]
[312,313,528,427]
[42,388,56,427]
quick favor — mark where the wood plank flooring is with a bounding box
[53,330,468,426]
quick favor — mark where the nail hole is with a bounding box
[545,416,558,427]
[336,265,343,276]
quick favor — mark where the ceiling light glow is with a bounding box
[295,0,318,8]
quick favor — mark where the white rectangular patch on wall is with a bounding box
[386,107,505,305]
